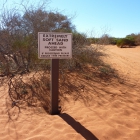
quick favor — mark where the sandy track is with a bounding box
[103,45,140,84]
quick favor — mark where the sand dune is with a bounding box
[0,45,140,140]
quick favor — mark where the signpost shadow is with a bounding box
[59,113,99,140]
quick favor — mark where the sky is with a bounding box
[1,0,140,38]
[50,0,140,38]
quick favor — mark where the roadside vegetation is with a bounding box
[88,33,140,47]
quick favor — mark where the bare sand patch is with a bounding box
[103,45,140,84]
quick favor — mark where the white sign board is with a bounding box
[38,32,72,59]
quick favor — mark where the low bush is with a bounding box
[117,38,135,48]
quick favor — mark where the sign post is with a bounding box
[38,32,72,115]
[51,59,59,115]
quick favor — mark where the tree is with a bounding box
[99,34,110,45]
[0,7,76,75]
[22,9,75,38]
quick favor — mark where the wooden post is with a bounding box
[50,59,59,115]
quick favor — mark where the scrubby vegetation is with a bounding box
[117,38,135,48]
[88,33,140,47]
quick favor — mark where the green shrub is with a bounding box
[72,32,90,47]
[109,37,119,45]
[117,38,135,47]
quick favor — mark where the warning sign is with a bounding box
[38,32,72,59]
